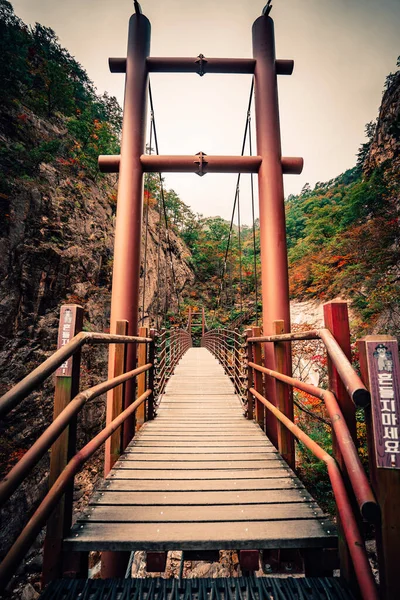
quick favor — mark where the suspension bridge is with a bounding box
[0,3,399,600]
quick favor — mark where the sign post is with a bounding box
[42,304,84,584]
[358,335,400,600]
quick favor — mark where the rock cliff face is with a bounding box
[364,69,400,334]
[364,70,400,176]
[0,104,194,569]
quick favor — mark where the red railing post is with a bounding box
[169,329,174,375]
[136,326,148,429]
[223,330,228,372]
[324,302,357,443]
[323,300,357,591]
[245,329,254,421]
[358,335,400,600]
[234,329,240,395]
[273,320,295,469]
[251,326,264,430]
[42,305,85,585]
[159,328,166,393]
[104,319,128,475]
[147,329,156,420]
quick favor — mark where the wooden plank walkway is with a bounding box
[65,348,337,552]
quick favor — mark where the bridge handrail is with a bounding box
[249,385,378,600]
[247,327,370,407]
[202,329,246,402]
[203,322,380,596]
[154,328,192,400]
[0,363,152,509]
[0,313,192,590]
[248,361,379,522]
[0,331,152,418]
[0,387,152,590]
[204,326,377,520]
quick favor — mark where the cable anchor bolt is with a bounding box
[195,54,207,76]
[194,151,208,177]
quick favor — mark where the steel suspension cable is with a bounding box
[148,81,181,316]
[248,111,259,325]
[140,114,154,326]
[214,78,254,317]
[237,183,243,314]
[155,175,162,329]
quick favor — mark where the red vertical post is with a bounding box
[103,9,150,580]
[107,9,151,450]
[105,319,128,475]
[245,329,254,421]
[136,326,148,428]
[148,329,156,420]
[223,330,228,372]
[273,320,295,469]
[252,14,292,450]
[323,301,357,590]
[160,327,166,393]
[323,301,357,443]
[234,329,240,395]
[252,327,264,430]
[202,307,205,336]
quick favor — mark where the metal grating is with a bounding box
[40,577,354,600]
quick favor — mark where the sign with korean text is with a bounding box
[366,339,400,469]
[55,305,80,377]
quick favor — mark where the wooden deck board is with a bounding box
[122,452,277,461]
[77,503,325,522]
[65,520,336,552]
[65,347,337,553]
[115,460,285,469]
[107,469,293,480]
[96,478,296,492]
[88,490,313,506]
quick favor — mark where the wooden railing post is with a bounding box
[358,335,400,600]
[234,329,240,395]
[245,329,254,421]
[222,330,227,372]
[42,305,85,585]
[323,301,357,591]
[252,326,264,430]
[102,320,138,579]
[273,320,295,469]
[104,320,128,475]
[160,328,166,391]
[169,329,173,376]
[323,302,357,443]
[148,328,156,420]
[136,326,148,429]
[172,328,176,370]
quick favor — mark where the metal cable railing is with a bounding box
[201,320,379,599]
[245,325,378,600]
[0,308,192,591]
[202,328,247,407]
[154,328,192,403]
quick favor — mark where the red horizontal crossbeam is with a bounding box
[98,154,303,175]
[109,57,294,75]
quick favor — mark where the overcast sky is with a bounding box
[11,0,400,224]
